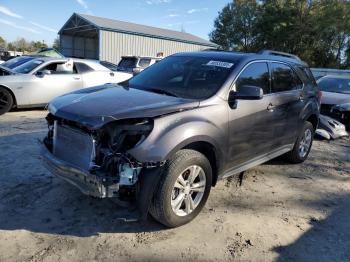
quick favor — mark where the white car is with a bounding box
[0,57,133,114]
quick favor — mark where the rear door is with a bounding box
[269,62,305,147]
[228,62,277,167]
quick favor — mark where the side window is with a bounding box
[39,62,76,75]
[271,63,300,92]
[236,62,270,95]
[75,62,93,74]
[138,58,151,68]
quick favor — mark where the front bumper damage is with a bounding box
[41,144,119,198]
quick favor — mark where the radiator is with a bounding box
[53,121,95,171]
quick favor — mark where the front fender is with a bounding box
[127,112,227,164]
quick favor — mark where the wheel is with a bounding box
[150,149,212,227]
[0,87,13,115]
[286,121,314,163]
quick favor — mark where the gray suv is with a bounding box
[42,50,320,227]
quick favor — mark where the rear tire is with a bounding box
[0,87,13,115]
[286,121,314,163]
[150,149,212,228]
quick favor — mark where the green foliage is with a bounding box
[0,36,6,49]
[52,37,60,50]
[210,0,350,68]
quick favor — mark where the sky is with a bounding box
[0,0,229,46]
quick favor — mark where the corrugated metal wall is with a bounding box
[100,30,210,64]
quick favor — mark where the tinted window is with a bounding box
[318,77,350,94]
[271,63,299,92]
[236,62,270,95]
[138,58,151,68]
[127,56,237,99]
[75,62,93,73]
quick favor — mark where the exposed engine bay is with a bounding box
[43,113,165,202]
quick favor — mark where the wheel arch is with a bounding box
[182,141,219,187]
[0,85,17,107]
[306,114,318,131]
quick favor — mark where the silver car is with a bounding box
[317,75,350,112]
[0,57,133,115]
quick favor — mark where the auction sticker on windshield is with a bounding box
[206,60,234,68]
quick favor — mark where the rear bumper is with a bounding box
[41,144,119,198]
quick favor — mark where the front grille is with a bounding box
[53,122,95,171]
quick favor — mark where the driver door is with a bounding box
[227,62,278,169]
[28,61,83,105]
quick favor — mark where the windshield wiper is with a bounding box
[145,88,179,97]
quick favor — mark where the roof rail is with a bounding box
[258,50,301,61]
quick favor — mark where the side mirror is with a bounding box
[229,85,263,101]
[36,70,51,77]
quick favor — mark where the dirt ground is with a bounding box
[0,109,349,262]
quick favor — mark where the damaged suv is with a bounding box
[42,50,320,227]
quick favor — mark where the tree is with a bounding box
[52,37,60,50]
[210,0,259,51]
[210,0,350,68]
[0,36,6,49]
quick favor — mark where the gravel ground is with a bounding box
[0,109,349,262]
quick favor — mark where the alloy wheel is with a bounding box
[171,165,206,217]
[299,128,312,158]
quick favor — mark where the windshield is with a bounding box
[118,57,137,68]
[127,56,236,99]
[2,56,34,69]
[318,77,350,94]
[13,59,45,74]
[100,61,119,71]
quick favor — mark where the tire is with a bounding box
[285,121,314,163]
[150,149,212,227]
[0,87,13,115]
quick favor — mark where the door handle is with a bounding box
[267,103,275,112]
[73,77,81,80]
[299,95,305,102]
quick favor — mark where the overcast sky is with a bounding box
[0,0,229,45]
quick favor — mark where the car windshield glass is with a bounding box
[127,56,236,99]
[100,61,119,71]
[2,56,33,69]
[12,59,45,74]
[318,77,350,94]
[118,57,137,68]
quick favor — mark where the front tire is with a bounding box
[0,87,13,115]
[286,121,314,163]
[150,149,212,227]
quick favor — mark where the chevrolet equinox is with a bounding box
[42,50,320,227]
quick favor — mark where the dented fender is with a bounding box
[127,105,228,167]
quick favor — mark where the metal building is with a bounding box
[58,13,217,64]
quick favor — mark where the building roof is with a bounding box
[60,13,217,47]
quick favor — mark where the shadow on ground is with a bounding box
[274,194,350,262]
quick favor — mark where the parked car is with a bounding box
[0,57,133,115]
[317,75,350,114]
[117,56,161,75]
[330,103,350,130]
[41,50,320,227]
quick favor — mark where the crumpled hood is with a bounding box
[49,84,199,128]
